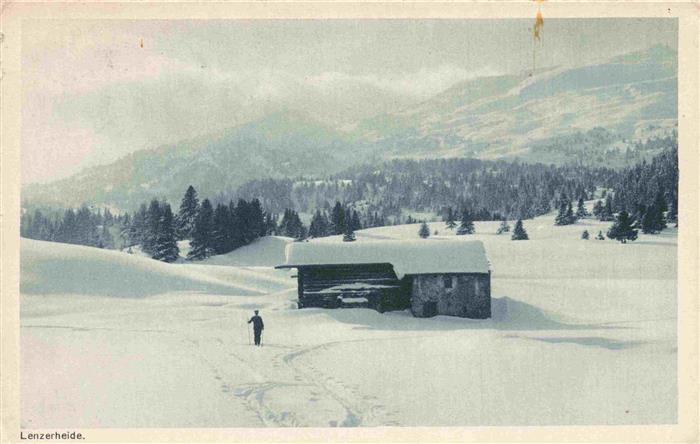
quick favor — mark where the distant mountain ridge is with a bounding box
[23,111,378,210]
[22,45,677,211]
[355,44,676,161]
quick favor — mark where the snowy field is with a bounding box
[20,212,677,427]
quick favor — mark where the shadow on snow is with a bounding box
[516,336,644,350]
[317,296,629,332]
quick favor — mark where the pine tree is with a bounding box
[97,224,114,249]
[129,204,148,247]
[23,209,54,241]
[119,213,132,248]
[642,192,668,234]
[596,230,605,240]
[20,211,32,238]
[235,199,251,243]
[445,207,457,230]
[581,230,590,240]
[233,198,265,244]
[576,198,589,218]
[456,210,475,235]
[278,209,291,237]
[343,224,356,242]
[418,221,430,239]
[554,202,568,225]
[22,211,33,238]
[188,198,214,260]
[103,208,114,226]
[565,201,576,224]
[555,199,577,225]
[606,210,638,243]
[248,199,267,239]
[599,195,615,221]
[309,210,330,238]
[152,204,180,262]
[72,206,99,246]
[295,224,308,241]
[592,200,604,219]
[330,201,346,235]
[56,209,76,243]
[264,213,278,235]
[640,206,654,234]
[142,199,162,255]
[228,200,246,249]
[350,210,362,232]
[668,205,677,226]
[511,219,529,240]
[176,185,200,240]
[653,192,668,231]
[279,209,306,240]
[212,203,233,254]
[496,218,510,234]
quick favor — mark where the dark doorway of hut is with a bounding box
[423,301,438,318]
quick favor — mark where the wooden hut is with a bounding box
[276,240,491,319]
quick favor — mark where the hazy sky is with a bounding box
[21,19,677,185]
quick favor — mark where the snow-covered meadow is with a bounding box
[20,212,677,427]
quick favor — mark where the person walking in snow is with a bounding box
[247,310,264,346]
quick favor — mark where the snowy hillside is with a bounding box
[21,111,373,210]
[21,239,293,298]
[357,45,677,162]
[20,209,676,427]
[199,236,294,267]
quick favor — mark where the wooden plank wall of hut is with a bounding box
[297,263,408,310]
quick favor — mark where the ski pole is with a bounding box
[247,323,251,345]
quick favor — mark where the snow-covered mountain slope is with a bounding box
[357,45,677,161]
[22,46,676,211]
[22,111,375,210]
[21,210,676,427]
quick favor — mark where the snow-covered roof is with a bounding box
[277,239,490,278]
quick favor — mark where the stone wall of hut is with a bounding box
[410,273,491,319]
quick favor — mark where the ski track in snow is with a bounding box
[181,292,402,427]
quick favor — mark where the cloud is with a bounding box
[21,20,499,184]
[305,65,500,99]
[21,122,99,185]
[22,61,498,184]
